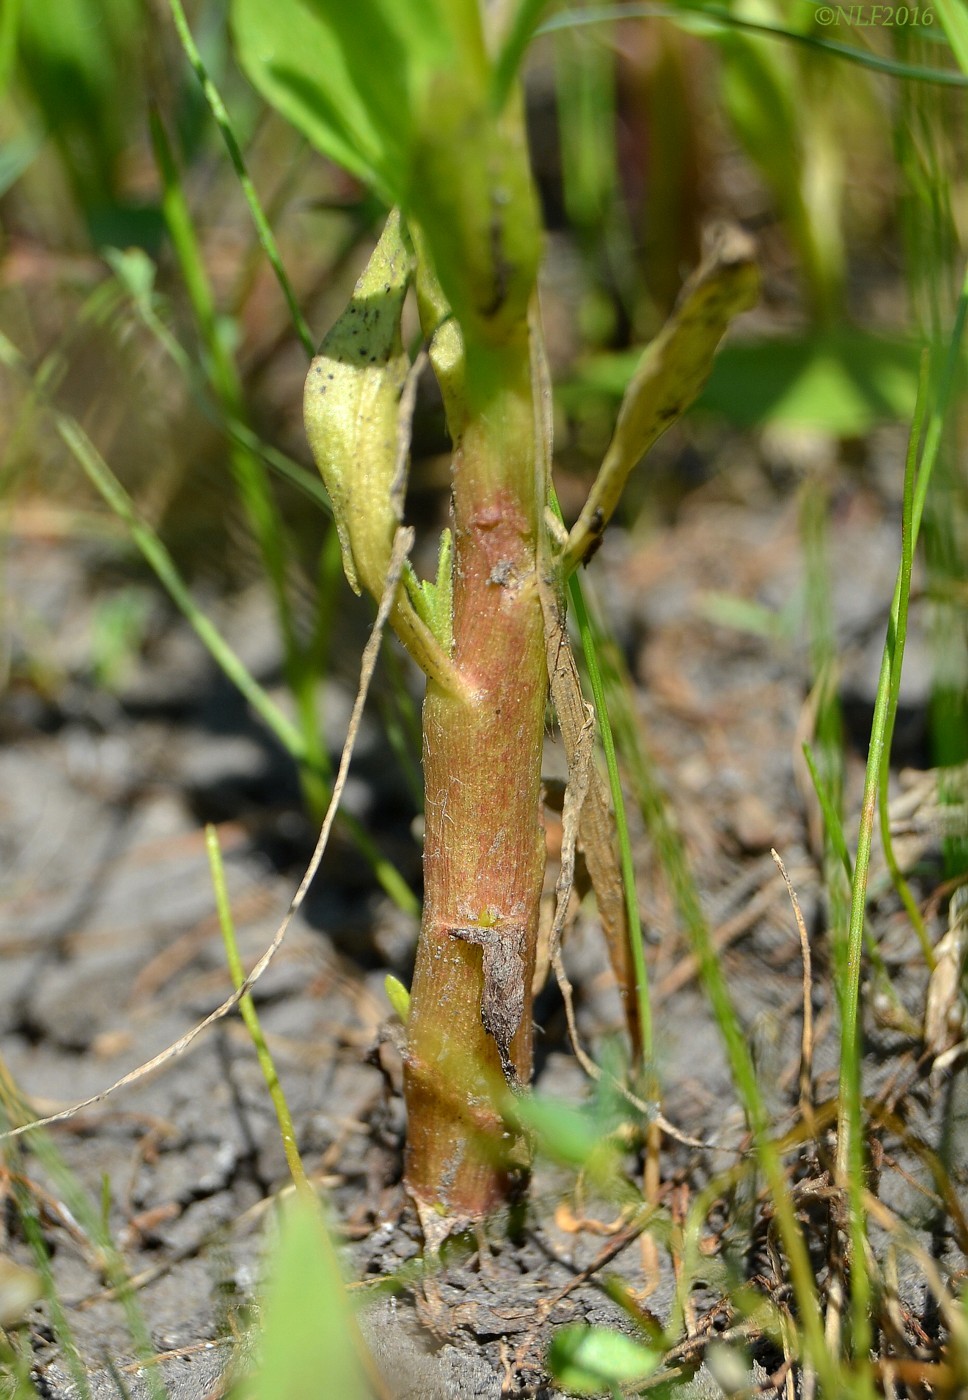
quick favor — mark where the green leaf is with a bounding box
[384,974,411,1024]
[231,0,540,351]
[238,1197,370,1400]
[232,0,487,207]
[569,330,927,435]
[103,245,156,306]
[697,590,795,642]
[700,332,921,431]
[516,1097,600,1166]
[406,529,453,651]
[491,0,555,110]
[303,211,460,693]
[935,0,968,76]
[231,0,394,196]
[564,226,758,572]
[304,209,412,600]
[548,1324,660,1394]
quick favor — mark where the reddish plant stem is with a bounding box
[404,341,547,1218]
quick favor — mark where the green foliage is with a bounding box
[233,0,487,200]
[304,210,411,604]
[935,0,968,73]
[562,230,759,573]
[384,973,411,1024]
[570,330,927,434]
[513,1093,619,1172]
[231,1196,370,1400]
[231,0,541,352]
[14,0,158,244]
[303,210,459,690]
[4,0,968,1389]
[548,1323,660,1394]
[407,529,454,654]
[715,6,847,322]
[88,587,153,691]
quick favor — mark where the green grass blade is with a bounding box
[540,4,968,87]
[934,0,968,74]
[597,641,833,1385]
[833,259,968,1367]
[52,411,308,759]
[566,576,654,1068]
[836,256,968,1161]
[0,327,419,917]
[547,485,654,1068]
[103,247,333,512]
[149,105,330,817]
[1,1077,165,1400]
[491,0,554,111]
[878,355,933,965]
[164,0,315,358]
[801,742,852,884]
[206,825,311,1193]
[11,1186,91,1400]
[801,478,845,816]
[234,1195,372,1400]
[148,107,296,604]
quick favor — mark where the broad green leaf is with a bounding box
[700,333,920,431]
[231,0,396,197]
[564,226,758,572]
[568,330,927,435]
[238,1196,370,1400]
[548,1323,660,1393]
[231,0,487,210]
[232,0,540,352]
[935,0,968,75]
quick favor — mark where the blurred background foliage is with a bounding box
[0,0,965,787]
[1,4,967,1390]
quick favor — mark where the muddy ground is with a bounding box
[1,426,963,1397]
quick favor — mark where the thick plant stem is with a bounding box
[404,338,547,1219]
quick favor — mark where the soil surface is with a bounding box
[1,432,963,1397]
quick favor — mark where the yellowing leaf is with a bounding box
[564,225,758,573]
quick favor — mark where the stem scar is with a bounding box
[449,923,526,1088]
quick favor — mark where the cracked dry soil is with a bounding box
[2,446,965,1398]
